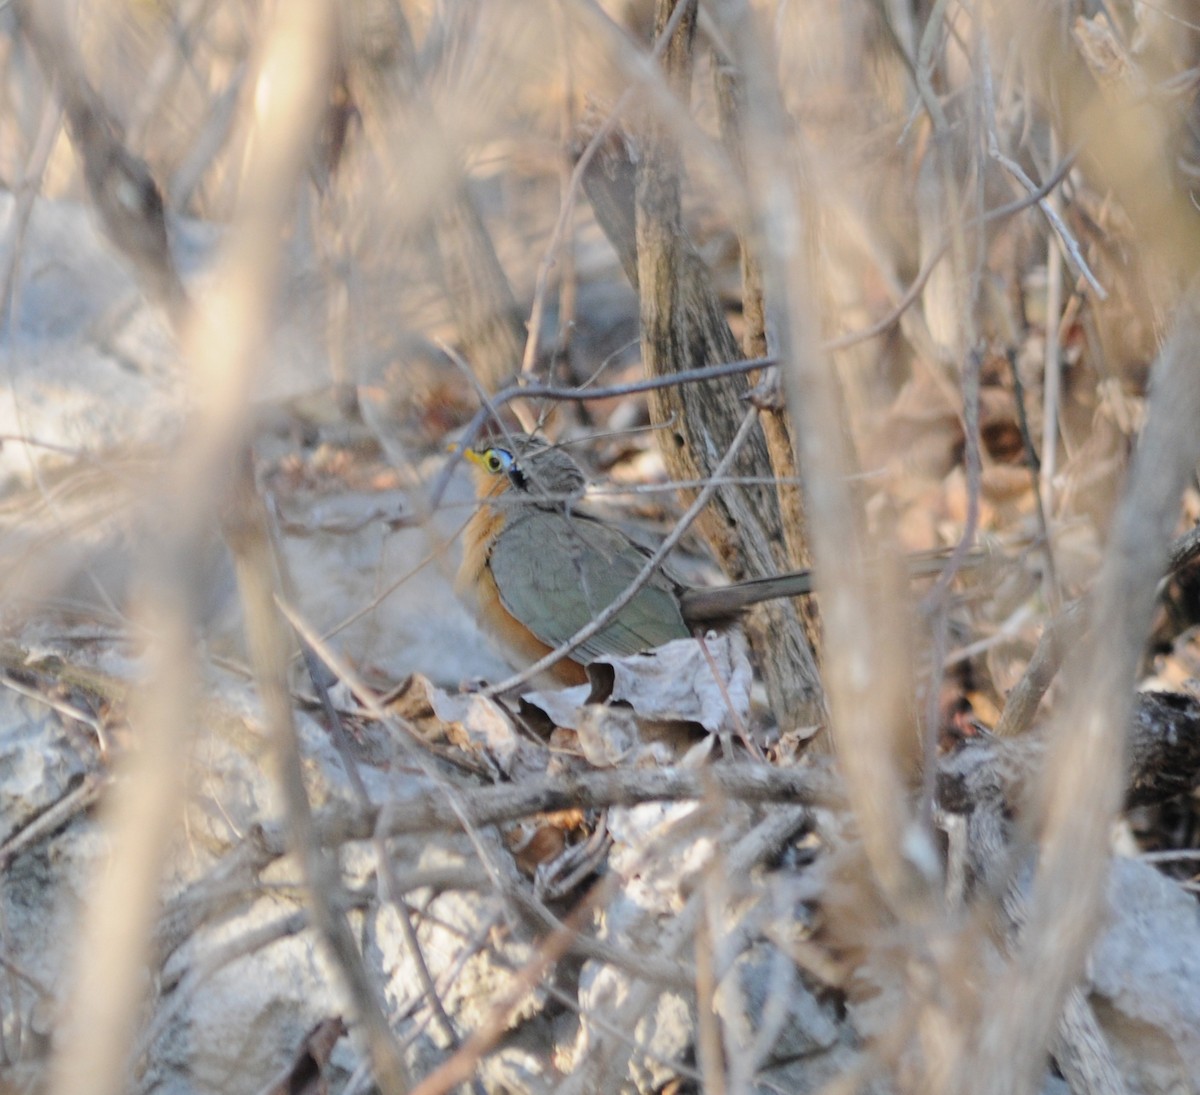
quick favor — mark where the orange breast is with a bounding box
[457,496,589,687]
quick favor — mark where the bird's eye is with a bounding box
[485,448,515,474]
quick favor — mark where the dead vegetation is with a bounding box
[1,1,1200,1094]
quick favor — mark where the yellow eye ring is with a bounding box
[465,446,516,476]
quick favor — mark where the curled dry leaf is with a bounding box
[521,634,751,750]
[575,702,641,767]
[871,372,963,486]
[1073,13,1136,87]
[522,683,593,732]
[393,673,549,779]
[505,808,589,877]
[597,633,753,734]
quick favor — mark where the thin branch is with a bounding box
[433,145,1080,514]
[246,761,844,849]
[976,283,1200,1095]
[518,0,700,381]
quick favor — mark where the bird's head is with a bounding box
[463,433,587,504]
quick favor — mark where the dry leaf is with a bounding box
[599,633,753,734]
[391,673,547,779]
[575,703,640,767]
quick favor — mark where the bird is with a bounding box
[455,432,972,686]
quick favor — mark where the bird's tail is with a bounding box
[679,548,985,623]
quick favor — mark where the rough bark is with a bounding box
[713,55,822,653]
[577,1,823,730]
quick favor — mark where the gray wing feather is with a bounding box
[488,508,689,661]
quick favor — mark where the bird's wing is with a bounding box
[488,507,690,662]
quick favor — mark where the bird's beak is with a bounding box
[446,441,478,462]
[461,448,487,470]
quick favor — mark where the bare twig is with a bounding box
[245,761,843,850]
[710,0,927,914]
[43,7,341,1095]
[518,0,698,382]
[981,51,1105,301]
[16,1,188,321]
[974,284,1200,1094]
[227,456,411,1091]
